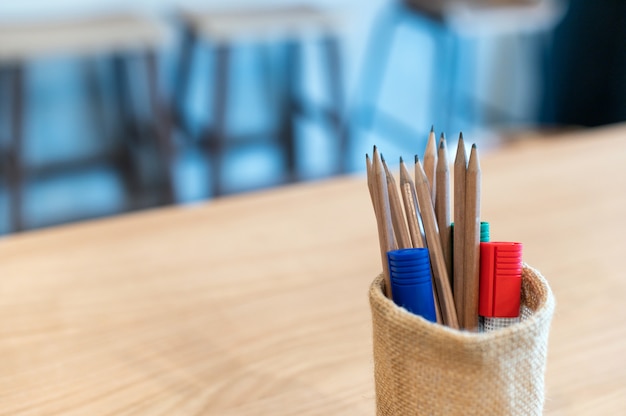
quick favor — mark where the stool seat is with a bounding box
[404,0,565,36]
[179,5,342,42]
[0,13,166,62]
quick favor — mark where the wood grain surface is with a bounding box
[1,124,625,414]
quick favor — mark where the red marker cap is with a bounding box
[479,242,523,318]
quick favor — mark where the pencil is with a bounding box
[415,156,459,328]
[424,127,437,204]
[382,155,412,249]
[399,157,425,249]
[463,144,481,331]
[400,157,441,323]
[372,147,397,298]
[435,135,452,287]
[453,133,467,327]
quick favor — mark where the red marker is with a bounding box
[479,242,523,331]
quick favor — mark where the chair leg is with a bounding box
[145,49,176,205]
[7,64,25,232]
[279,40,300,183]
[173,26,197,138]
[110,53,142,209]
[205,43,231,197]
[83,58,110,145]
[111,54,141,142]
[258,44,278,113]
[321,34,347,174]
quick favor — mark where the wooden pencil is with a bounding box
[414,156,459,329]
[399,158,425,249]
[423,127,437,204]
[382,156,412,249]
[463,144,481,331]
[400,157,442,323]
[435,136,452,287]
[372,147,397,298]
[453,133,467,328]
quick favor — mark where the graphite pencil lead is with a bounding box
[430,125,434,133]
[455,134,467,166]
[468,144,481,170]
[399,158,407,178]
[414,157,426,182]
[438,140,448,160]
[373,146,380,161]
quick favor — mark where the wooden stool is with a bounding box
[0,13,176,232]
[354,0,565,140]
[173,5,347,197]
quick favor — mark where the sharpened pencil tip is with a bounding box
[439,140,445,149]
[459,132,464,141]
[366,153,370,159]
[414,154,419,164]
[472,143,477,149]
[430,125,434,133]
[380,153,385,163]
[399,156,404,163]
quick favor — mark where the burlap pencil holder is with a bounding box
[369,264,555,416]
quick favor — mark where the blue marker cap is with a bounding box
[387,248,430,262]
[387,268,433,279]
[388,257,431,269]
[387,248,437,322]
[389,265,433,277]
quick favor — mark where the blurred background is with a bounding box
[0,0,624,235]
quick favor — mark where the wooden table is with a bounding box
[1,124,625,414]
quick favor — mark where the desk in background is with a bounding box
[1,124,625,414]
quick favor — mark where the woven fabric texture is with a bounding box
[369,265,555,416]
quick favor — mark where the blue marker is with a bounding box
[387,248,437,322]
